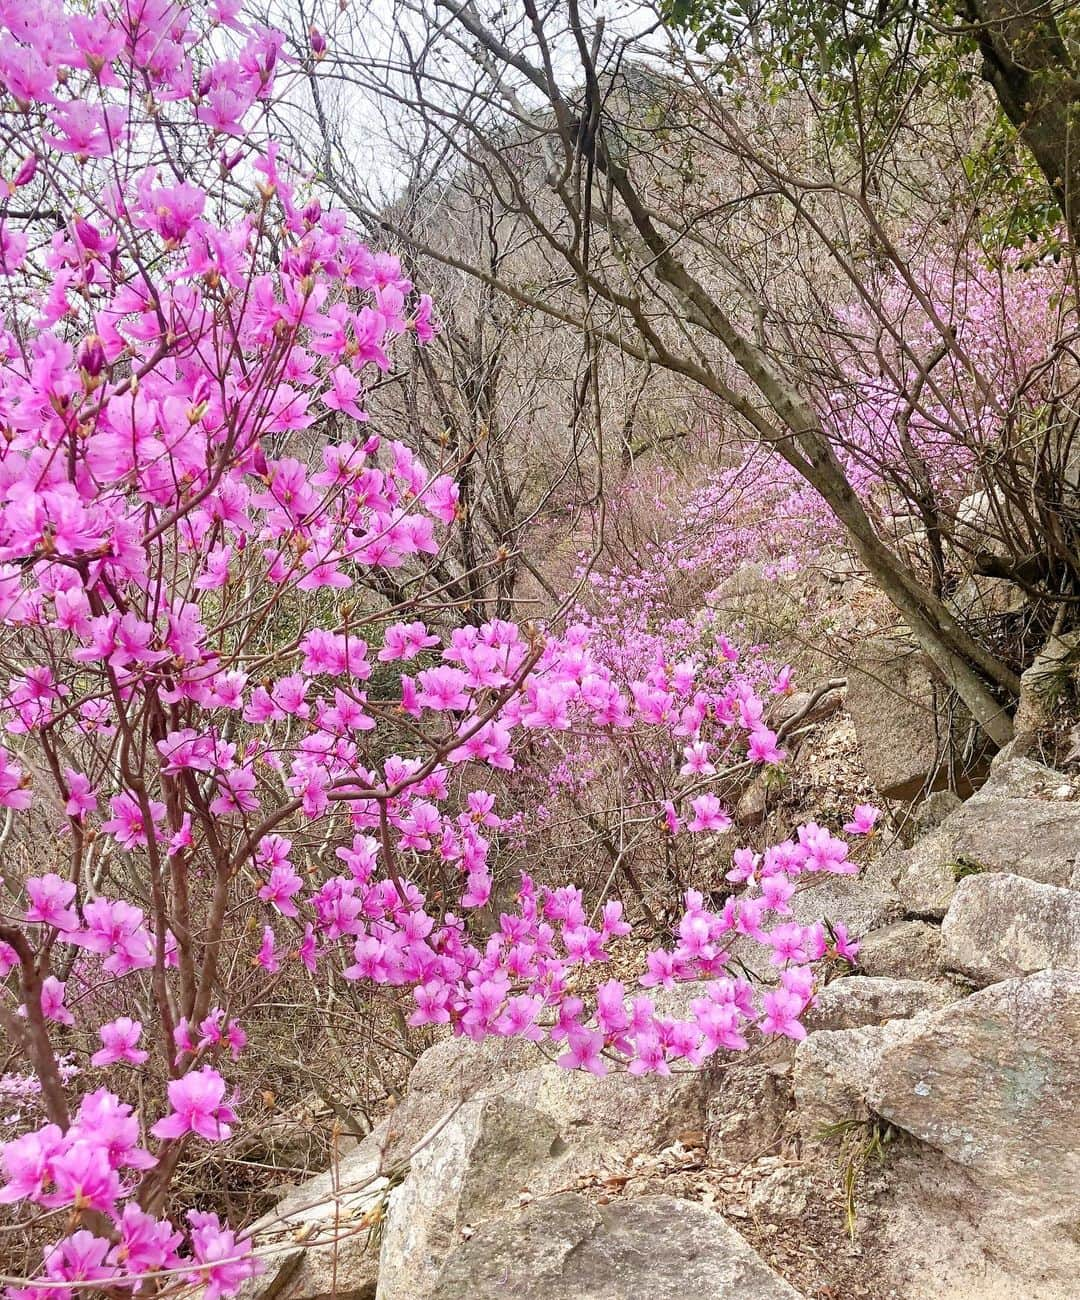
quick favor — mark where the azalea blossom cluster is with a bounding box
[827,240,1072,524]
[497,462,820,892]
[0,1091,252,1299]
[0,1,879,1296]
[1,805,874,1298]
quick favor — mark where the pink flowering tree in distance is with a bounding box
[0,1,876,1294]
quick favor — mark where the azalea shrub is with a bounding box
[0,1,876,1296]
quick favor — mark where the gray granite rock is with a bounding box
[867,971,1080,1213]
[941,873,1080,987]
[427,1194,806,1299]
[856,920,943,981]
[803,975,952,1032]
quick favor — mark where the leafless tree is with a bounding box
[271,0,1080,748]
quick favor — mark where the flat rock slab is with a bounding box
[428,1193,805,1299]
[946,798,1080,889]
[803,975,952,1032]
[856,920,943,980]
[941,873,1080,986]
[898,796,1080,917]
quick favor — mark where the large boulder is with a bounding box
[240,1036,559,1300]
[1013,632,1080,739]
[953,489,1010,563]
[376,988,712,1297]
[241,1133,389,1300]
[897,791,1080,918]
[866,971,1080,1216]
[767,685,844,731]
[846,636,962,800]
[944,798,1080,889]
[789,846,902,935]
[912,789,962,832]
[895,829,958,919]
[377,1096,564,1300]
[249,989,714,1300]
[705,1059,793,1162]
[792,1015,931,1136]
[941,874,1080,986]
[384,983,709,1165]
[495,1053,708,1153]
[947,574,1026,622]
[981,754,1072,800]
[385,1033,543,1160]
[426,1194,805,1299]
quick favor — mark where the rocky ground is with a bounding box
[231,736,1080,1300]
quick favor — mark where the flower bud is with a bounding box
[77,335,106,378]
[11,154,37,189]
[74,218,101,252]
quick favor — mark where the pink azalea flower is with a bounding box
[63,768,96,819]
[759,987,808,1041]
[256,925,280,972]
[830,922,860,962]
[680,740,715,776]
[416,666,470,711]
[101,791,166,850]
[44,103,127,157]
[409,979,452,1027]
[91,1017,148,1068]
[412,293,436,342]
[151,1067,238,1143]
[770,665,794,694]
[43,1229,116,1287]
[24,873,78,930]
[747,726,785,765]
[47,1142,121,1214]
[37,976,74,1026]
[687,794,732,833]
[557,1025,608,1076]
[0,1125,65,1203]
[185,1211,262,1300]
[108,1204,183,1274]
[843,803,880,836]
[628,1030,670,1076]
[296,923,318,973]
[321,364,367,421]
[257,862,304,917]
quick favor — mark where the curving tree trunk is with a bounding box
[962,0,1080,243]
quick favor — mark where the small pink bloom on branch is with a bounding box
[91,1018,148,1067]
[687,793,731,833]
